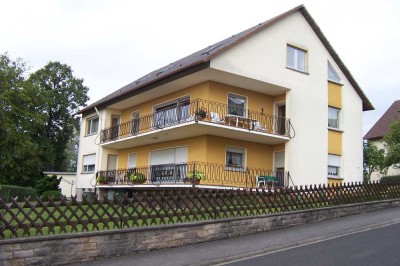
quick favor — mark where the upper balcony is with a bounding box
[100,98,294,149]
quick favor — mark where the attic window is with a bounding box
[287,45,307,72]
[328,61,341,82]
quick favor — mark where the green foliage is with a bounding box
[380,175,400,183]
[384,121,400,169]
[187,171,205,180]
[363,141,386,182]
[0,184,37,202]
[96,176,108,183]
[34,175,61,196]
[128,172,146,183]
[41,190,62,201]
[0,53,89,186]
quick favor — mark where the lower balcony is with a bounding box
[96,161,291,189]
[100,98,294,148]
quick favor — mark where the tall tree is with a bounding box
[384,121,400,169]
[29,62,89,171]
[0,53,44,185]
[363,141,386,182]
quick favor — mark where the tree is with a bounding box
[363,141,386,182]
[384,121,400,169]
[0,53,44,186]
[29,62,89,172]
[34,174,60,196]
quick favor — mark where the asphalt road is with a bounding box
[72,207,400,266]
[223,223,400,266]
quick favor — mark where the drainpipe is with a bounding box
[94,107,102,197]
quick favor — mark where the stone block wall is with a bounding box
[1,199,399,265]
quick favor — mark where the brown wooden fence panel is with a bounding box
[1,181,400,239]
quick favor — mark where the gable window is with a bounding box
[226,146,245,169]
[83,154,96,173]
[86,116,99,136]
[328,154,341,177]
[228,94,247,117]
[328,107,340,129]
[287,45,307,72]
[328,61,341,82]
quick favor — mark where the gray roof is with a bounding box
[79,5,373,115]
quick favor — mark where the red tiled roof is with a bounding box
[364,100,400,140]
[79,5,374,115]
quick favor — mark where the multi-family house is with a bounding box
[364,100,400,181]
[76,5,373,199]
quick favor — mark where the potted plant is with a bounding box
[96,176,108,185]
[195,108,207,120]
[186,170,205,185]
[128,172,146,184]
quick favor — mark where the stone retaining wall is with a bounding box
[1,199,399,266]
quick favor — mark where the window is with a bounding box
[287,45,307,72]
[328,107,340,129]
[228,94,246,117]
[328,154,341,177]
[328,61,341,82]
[83,154,96,173]
[226,146,245,169]
[86,116,99,135]
[153,97,190,128]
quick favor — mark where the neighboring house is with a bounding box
[43,172,77,199]
[76,5,373,199]
[364,100,400,181]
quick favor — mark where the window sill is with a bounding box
[85,133,98,137]
[328,127,343,133]
[81,172,95,175]
[327,176,343,180]
[286,66,309,75]
[328,79,344,86]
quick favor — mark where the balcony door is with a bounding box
[274,151,285,187]
[149,147,188,183]
[275,103,286,135]
[110,115,120,139]
[131,111,140,135]
[153,97,190,128]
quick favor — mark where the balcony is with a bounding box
[96,161,291,189]
[100,98,294,148]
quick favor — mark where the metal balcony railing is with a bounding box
[100,98,293,143]
[96,161,290,188]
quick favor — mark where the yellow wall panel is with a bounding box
[328,178,342,186]
[273,143,285,152]
[273,94,286,103]
[209,81,275,115]
[328,81,342,109]
[328,130,342,155]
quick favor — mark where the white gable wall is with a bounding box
[210,12,363,185]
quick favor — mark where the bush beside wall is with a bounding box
[0,185,37,202]
[381,175,400,183]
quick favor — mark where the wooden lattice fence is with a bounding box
[1,181,400,239]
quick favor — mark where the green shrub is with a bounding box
[129,172,146,183]
[0,185,37,202]
[41,190,62,201]
[35,175,60,196]
[380,175,400,183]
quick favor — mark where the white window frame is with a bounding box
[225,146,246,171]
[227,93,247,117]
[328,61,341,82]
[86,116,99,136]
[328,106,340,129]
[82,154,96,174]
[328,154,341,178]
[287,45,307,72]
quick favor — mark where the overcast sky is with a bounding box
[1,0,399,134]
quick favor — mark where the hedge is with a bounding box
[41,190,62,201]
[380,175,400,183]
[0,185,37,202]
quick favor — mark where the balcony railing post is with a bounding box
[192,162,196,187]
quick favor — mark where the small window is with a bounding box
[287,45,307,72]
[228,94,247,117]
[86,116,99,135]
[226,146,245,169]
[328,154,341,177]
[328,61,341,82]
[328,107,340,129]
[83,154,96,173]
